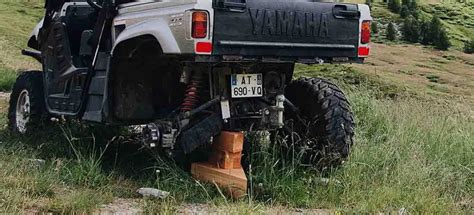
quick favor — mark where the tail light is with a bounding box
[192,11,208,39]
[361,20,371,44]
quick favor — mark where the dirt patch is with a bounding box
[0,92,10,100]
[0,92,9,113]
[178,203,332,214]
[95,198,142,215]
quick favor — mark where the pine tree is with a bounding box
[388,0,401,13]
[366,0,372,10]
[464,39,474,54]
[410,9,420,19]
[402,18,412,41]
[408,0,418,11]
[387,22,397,41]
[420,19,432,45]
[429,16,442,44]
[402,17,420,43]
[371,21,379,34]
[400,5,410,18]
[435,29,451,50]
[402,0,410,6]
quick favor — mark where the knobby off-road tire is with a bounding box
[281,77,355,170]
[8,71,47,134]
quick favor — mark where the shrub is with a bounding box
[366,0,372,9]
[400,5,410,18]
[388,0,401,13]
[402,16,420,43]
[0,67,17,92]
[408,0,418,11]
[410,8,420,19]
[387,22,397,41]
[371,21,379,34]
[435,29,451,50]
[464,39,474,54]
[416,16,451,50]
[420,19,432,45]
[429,16,443,44]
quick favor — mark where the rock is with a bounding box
[398,207,408,215]
[137,188,170,199]
[316,177,342,186]
[28,159,46,167]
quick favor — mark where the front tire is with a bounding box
[281,77,355,169]
[8,71,46,134]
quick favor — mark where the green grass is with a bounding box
[0,67,17,91]
[363,0,474,50]
[0,0,472,213]
[0,0,43,92]
[0,64,472,213]
[419,1,474,49]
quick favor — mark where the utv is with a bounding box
[9,0,371,169]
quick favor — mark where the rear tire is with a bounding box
[8,71,47,134]
[280,77,355,170]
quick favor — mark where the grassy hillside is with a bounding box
[0,0,42,91]
[361,0,474,50]
[1,65,472,213]
[0,0,472,214]
[419,0,474,48]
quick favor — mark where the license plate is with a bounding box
[231,74,263,98]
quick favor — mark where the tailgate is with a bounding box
[212,0,361,58]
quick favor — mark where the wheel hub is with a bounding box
[15,90,31,133]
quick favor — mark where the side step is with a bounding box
[82,52,109,122]
[82,71,106,122]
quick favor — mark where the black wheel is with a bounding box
[8,71,47,134]
[279,77,355,169]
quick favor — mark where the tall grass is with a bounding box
[244,86,473,213]
[0,65,472,213]
[0,123,119,214]
[0,66,18,91]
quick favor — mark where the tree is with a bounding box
[464,39,474,54]
[402,18,412,41]
[427,16,451,50]
[429,16,442,44]
[387,22,397,41]
[366,0,372,10]
[402,16,420,43]
[410,19,420,43]
[402,0,410,6]
[435,29,451,50]
[371,21,379,34]
[408,0,418,11]
[400,5,410,18]
[388,0,401,13]
[410,9,420,19]
[420,19,432,45]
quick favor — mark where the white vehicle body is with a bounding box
[29,0,372,59]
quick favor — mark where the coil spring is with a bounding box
[181,72,202,112]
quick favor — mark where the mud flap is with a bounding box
[178,113,223,154]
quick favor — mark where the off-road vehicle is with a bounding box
[9,0,372,169]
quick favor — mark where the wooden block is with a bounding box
[213,131,244,153]
[191,162,247,199]
[209,150,242,169]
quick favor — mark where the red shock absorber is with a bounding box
[181,72,202,112]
